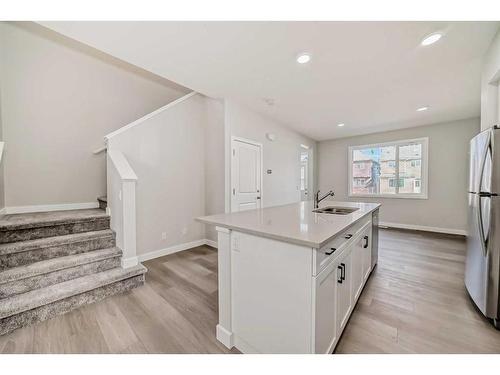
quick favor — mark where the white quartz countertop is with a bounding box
[196,201,380,248]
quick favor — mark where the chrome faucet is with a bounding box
[314,190,335,209]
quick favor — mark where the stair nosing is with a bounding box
[0,264,147,319]
[0,247,122,285]
[0,229,115,256]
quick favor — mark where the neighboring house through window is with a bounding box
[348,137,428,198]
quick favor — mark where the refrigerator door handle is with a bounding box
[477,133,492,258]
[478,195,489,257]
[478,132,491,193]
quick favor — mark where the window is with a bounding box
[348,137,428,198]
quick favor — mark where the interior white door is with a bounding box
[231,138,262,212]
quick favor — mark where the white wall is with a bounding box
[318,118,480,234]
[225,100,317,210]
[481,28,500,131]
[0,21,188,208]
[107,94,224,257]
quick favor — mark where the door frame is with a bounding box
[300,144,312,201]
[230,136,264,212]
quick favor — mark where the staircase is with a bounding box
[97,196,107,210]
[0,206,146,335]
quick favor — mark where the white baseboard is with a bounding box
[3,202,100,214]
[205,239,218,248]
[379,221,467,236]
[138,239,217,262]
[216,324,234,349]
[0,207,6,215]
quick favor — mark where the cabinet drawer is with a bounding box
[313,215,371,276]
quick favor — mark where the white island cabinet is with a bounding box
[197,201,380,354]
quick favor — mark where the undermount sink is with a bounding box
[312,206,359,215]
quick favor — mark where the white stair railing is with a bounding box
[92,145,106,155]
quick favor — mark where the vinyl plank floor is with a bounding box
[1,229,500,353]
[335,228,500,354]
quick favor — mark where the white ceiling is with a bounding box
[40,21,499,141]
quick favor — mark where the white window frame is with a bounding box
[348,137,429,199]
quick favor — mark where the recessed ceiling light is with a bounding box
[296,53,311,64]
[421,32,442,46]
[337,123,345,127]
[416,106,429,112]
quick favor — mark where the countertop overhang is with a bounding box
[196,201,380,248]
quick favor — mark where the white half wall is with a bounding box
[0,21,189,207]
[107,93,224,257]
[224,100,317,210]
[318,118,480,234]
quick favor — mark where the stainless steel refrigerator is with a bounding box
[466,126,500,329]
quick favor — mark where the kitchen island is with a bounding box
[197,201,380,354]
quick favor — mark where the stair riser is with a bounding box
[0,235,115,270]
[0,257,121,299]
[0,274,144,336]
[0,218,111,244]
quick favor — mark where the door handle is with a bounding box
[256,197,261,200]
[344,234,353,239]
[337,266,343,284]
[363,235,369,248]
[325,248,336,256]
[340,263,346,281]
[478,195,489,257]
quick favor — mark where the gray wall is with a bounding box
[318,118,480,233]
[107,94,222,257]
[481,28,500,131]
[204,98,226,242]
[0,22,189,208]
[225,100,317,209]
[0,88,4,210]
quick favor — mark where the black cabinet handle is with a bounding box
[337,265,343,283]
[363,235,369,248]
[325,247,336,256]
[340,263,346,281]
[344,234,353,239]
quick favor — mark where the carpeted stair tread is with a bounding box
[0,230,114,256]
[0,209,108,231]
[0,247,122,285]
[0,264,147,319]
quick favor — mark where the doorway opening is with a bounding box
[300,144,312,202]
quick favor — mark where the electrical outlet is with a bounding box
[161,232,167,240]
